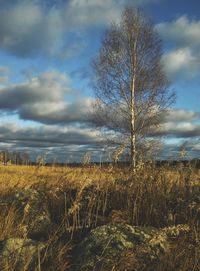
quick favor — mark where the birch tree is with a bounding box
[92,7,174,168]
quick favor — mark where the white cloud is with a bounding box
[148,109,200,138]
[0,70,95,125]
[0,122,104,149]
[0,66,10,82]
[191,143,200,151]
[157,15,200,49]
[0,0,160,58]
[164,122,195,131]
[0,70,70,108]
[65,0,122,26]
[163,109,200,123]
[0,1,63,57]
[0,115,118,162]
[152,121,200,138]
[157,16,200,79]
[162,48,195,75]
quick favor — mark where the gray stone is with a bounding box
[0,237,45,271]
[10,188,51,240]
[73,223,190,271]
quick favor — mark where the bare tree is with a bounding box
[92,6,174,169]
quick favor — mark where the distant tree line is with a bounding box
[0,150,30,165]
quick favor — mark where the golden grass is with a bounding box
[0,162,199,270]
[0,163,199,189]
[0,164,123,189]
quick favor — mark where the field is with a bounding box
[0,163,199,271]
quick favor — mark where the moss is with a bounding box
[74,224,162,270]
[0,238,46,271]
[8,188,51,240]
[73,223,191,271]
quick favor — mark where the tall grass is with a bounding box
[0,162,199,270]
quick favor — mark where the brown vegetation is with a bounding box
[0,163,199,270]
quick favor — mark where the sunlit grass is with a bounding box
[0,162,199,270]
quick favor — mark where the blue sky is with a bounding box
[0,0,199,162]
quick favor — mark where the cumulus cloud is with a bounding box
[0,71,69,110]
[162,109,200,123]
[0,123,103,147]
[1,74,199,137]
[64,0,160,27]
[158,122,200,138]
[162,47,199,78]
[157,16,200,79]
[0,122,106,161]
[0,70,69,108]
[0,1,64,57]
[150,121,200,138]
[1,120,199,162]
[0,66,10,82]
[0,0,159,58]
[0,1,92,57]
[20,98,94,125]
[65,0,122,26]
[0,70,95,125]
[148,109,200,138]
[157,16,200,49]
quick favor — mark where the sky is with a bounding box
[0,0,199,162]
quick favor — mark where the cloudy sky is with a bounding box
[0,0,199,162]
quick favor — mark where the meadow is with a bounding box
[0,162,199,270]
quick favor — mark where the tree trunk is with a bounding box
[131,76,136,171]
[130,38,137,171]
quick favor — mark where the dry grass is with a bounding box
[0,162,199,270]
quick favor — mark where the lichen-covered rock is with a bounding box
[73,223,190,271]
[162,224,190,238]
[0,238,45,271]
[9,188,51,240]
[73,224,162,271]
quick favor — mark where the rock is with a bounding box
[0,237,45,271]
[73,223,190,271]
[10,188,51,240]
